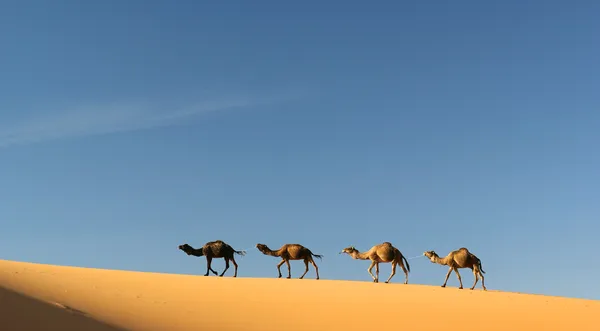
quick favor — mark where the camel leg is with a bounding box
[441,267,453,287]
[276,259,285,278]
[375,262,380,282]
[299,259,309,279]
[230,256,238,277]
[453,268,463,289]
[479,271,487,291]
[367,261,377,282]
[309,257,320,280]
[399,260,409,284]
[219,258,230,277]
[209,261,219,275]
[470,269,478,290]
[385,261,396,283]
[205,257,218,276]
[204,257,210,276]
[285,260,291,279]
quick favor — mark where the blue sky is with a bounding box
[1,0,598,300]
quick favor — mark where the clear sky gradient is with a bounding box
[1,1,598,300]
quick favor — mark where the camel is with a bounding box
[178,240,246,277]
[340,242,411,284]
[255,243,323,280]
[423,247,486,290]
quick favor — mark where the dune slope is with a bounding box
[1,259,598,331]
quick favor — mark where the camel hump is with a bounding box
[205,240,227,249]
[382,242,393,246]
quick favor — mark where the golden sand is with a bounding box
[1,259,597,331]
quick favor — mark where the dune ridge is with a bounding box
[1,259,598,331]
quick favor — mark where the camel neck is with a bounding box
[352,252,370,260]
[189,249,204,257]
[261,248,280,257]
[434,256,447,265]
[266,250,280,257]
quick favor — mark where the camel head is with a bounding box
[340,246,358,255]
[255,243,270,254]
[423,250,439,263]
[179,244,192,253]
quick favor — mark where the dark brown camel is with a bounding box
[255,243,323,279]
[178,240,246,277]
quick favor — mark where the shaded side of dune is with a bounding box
[0,286,125,331]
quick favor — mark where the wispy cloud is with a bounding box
[0,95,276,149]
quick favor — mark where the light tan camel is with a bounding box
[423,247,486,290]
[340,242,411,284]
[178,240,246,277]
[255,243,323,280]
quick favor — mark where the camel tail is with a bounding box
[478,260,485,274]
[402,254,411,273]
[310,251,323,260]
[235,250,247,256]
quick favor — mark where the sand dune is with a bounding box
[1,259,598,331]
